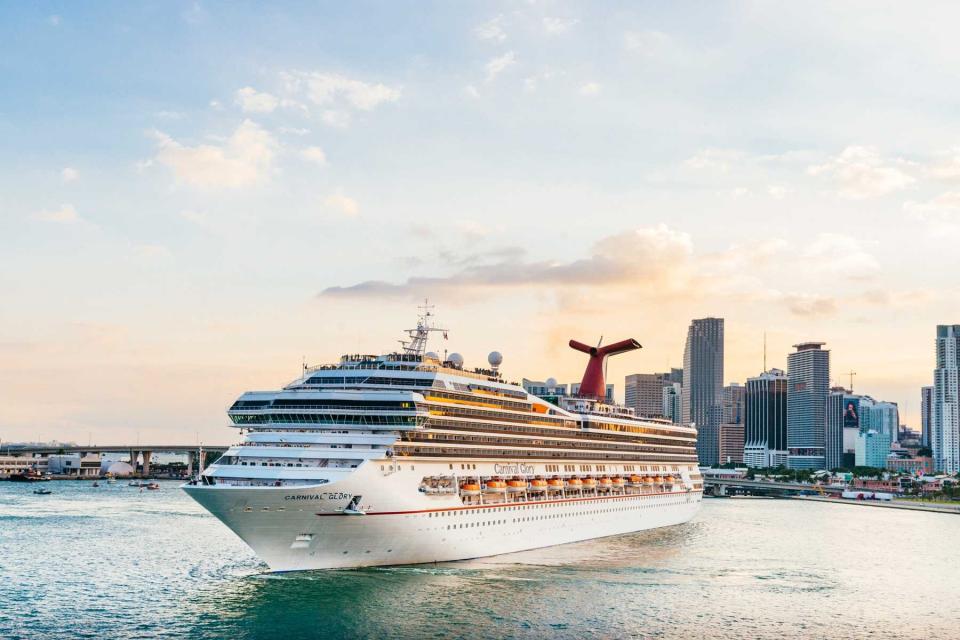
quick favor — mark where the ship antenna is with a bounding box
[399,298,447,357]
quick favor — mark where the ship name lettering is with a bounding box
[493,463,535,475]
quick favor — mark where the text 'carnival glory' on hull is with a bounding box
[183,309,703,571]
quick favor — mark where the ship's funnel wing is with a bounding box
[569,338,642,399]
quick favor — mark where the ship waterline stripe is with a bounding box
[314,490,703,516]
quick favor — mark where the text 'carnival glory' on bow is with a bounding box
[569,338,642,399]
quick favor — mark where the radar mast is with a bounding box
[400,299,448,357]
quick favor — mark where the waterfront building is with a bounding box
[787,342,830,470]
[826,389,854,470]
[0,455,45,478]
[855,430,891,468]
[743,369,788,468]
[719,423,744,465]
[921,385,933,449]
[933,325,960,473]
[624,373,668,418]
[662,382,682,424]
[47,453,101,477]
[886,454,934,475]
[682,317,724,465]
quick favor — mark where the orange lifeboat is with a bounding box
[547,478,564,492]
[611,477,626,488]
[566,477,583,490]
[654,476,665,484]
[598,477,613,491]
[582,477,597,489]
[507,479,528,493]
[484,479,507,493]
[529,479,548,492]
[628,475,643,487]
[460,482,481,496]
[643,476,655,485]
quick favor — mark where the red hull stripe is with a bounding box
[315,489,701,517]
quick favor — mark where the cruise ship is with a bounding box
[184,310,702,571]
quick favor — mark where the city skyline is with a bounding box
[5,3,960,443]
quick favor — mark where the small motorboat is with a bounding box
[106,477,117,484]
[92,481,100,487]
[129,481,142,487]
[145,482,160,490]
[33,488,53,495]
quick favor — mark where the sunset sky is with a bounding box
[3,2,960,444]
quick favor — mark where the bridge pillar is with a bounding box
[142,451,152,477]
[186,452,194,477]
[129,450,139,475]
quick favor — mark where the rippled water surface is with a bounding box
[2,481,958,639]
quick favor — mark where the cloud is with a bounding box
[282,71,401,111]
[543,17,579,34]
[684,148,743,172]
[782,294,838,317]
[300,146,328,166]
[33,203,79,223]
[151,119,277,189]
[464,84,480,98]
[485,52,516,82]
[904,191,960,232]
[321,110,351,128]
[322,224,696,298]
[807,146,915,199]
[579,82,601,96]
[235,86,280,113]
[767,185,791,199]
[801,233,881,280]
[475,15,506,42]
[61,167,79,183]
[48,14,61,26]
[324,190,359,216]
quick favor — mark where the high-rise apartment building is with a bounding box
[662,382,682,424]
[719,423,745,465]
[682,318,724,465]
[933,325,960,473]
[624,373,668,418]
[921,386,933,449]
[787,342,830,470]
[743,369,788,468]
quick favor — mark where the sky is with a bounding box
[2,1,960,444]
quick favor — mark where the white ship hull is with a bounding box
[184,463,702,571]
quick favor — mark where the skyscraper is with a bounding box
[682,317,724,465]
[933,325,960,473]
[662,382,682,424]
[921,385,933,449]
[722,383,744,424]
[787,342,830,470]
[743,369,788,468]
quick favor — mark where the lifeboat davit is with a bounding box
[529,479,548,492]
[485,480,507,493]
[507,479,528,493]
[566,478,583,490]
[643,476,655,485]
[460,483,481,496]
[598,477,613,491]
[582,477,597,489]
[611,477,626,488]
[654,476,665,484]
[547,478,564,491]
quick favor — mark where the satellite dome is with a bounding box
[546,377,558,387]
[448,353,464,368]
[425,351,439,361]
[488,351,503,367]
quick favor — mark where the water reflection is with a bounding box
[3,484,960,640]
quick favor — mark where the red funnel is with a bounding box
[569,338,642,399]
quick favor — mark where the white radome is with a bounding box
[448,352,464,368]
[488,351,503,367]
[546,377,558,387]
[425,351,439,361]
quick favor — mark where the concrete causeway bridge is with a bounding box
[703,477,845,497]
[2,444,230,476]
